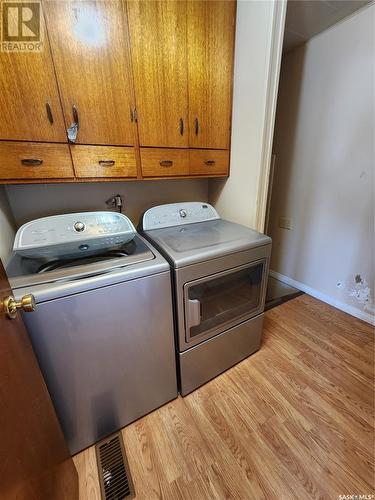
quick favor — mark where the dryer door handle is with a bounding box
[188,299,201,328]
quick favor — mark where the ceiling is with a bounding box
[283,0,372,52]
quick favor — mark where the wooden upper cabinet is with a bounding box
[187,1,236,150]
[43,0,135,146]
[0,5,66,142]
[127,0,189,148]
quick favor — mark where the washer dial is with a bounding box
[74,221,86,232]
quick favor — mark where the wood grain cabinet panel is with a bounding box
[0,0,236,185]
[140,148,189,177]
[43,0,136,146]
[189,149,229,176]
[71,145,137,178]
[0,142,74,180]
[0,3,66,142]
[127,0,189,148]
[187,1,236,149]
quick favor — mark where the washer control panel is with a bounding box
[142,202,220,230]
[14,211,136,258]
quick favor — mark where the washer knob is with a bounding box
[74,221,85,232]
[179,209,187,218]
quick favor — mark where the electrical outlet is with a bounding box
[279,216,292,230]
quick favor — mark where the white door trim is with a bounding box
[255,0,287,232]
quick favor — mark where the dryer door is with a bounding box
[184,260,266,344]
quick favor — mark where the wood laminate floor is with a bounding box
[73,295,374,499]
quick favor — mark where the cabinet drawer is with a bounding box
[71,146,137,178]
[141,148,189,177]
[189,149,229,176]
[0,142,74,180]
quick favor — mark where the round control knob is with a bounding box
[179,209,187,218]
[74,221,86,232]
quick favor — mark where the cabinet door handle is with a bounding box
[195,117,199,136]
[99,159,115,166]
[160,160,173,167]
[204,160,216,166]
[21,158,43,166]
[67,104,79,143]
[46,103,54,124]
[179,118,184,136]
[130,107,138,122]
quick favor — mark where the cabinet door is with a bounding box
[44,0,135,146]
[187,1,236,149]
[0,5,66,142]
[127,0,189,148]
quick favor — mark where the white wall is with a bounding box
[269,5,375,323]
[0,187,16,265]
[209,0,285,229]
[5,179,208,227]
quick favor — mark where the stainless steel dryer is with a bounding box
[140,202,272,395]
[6,211,177,454]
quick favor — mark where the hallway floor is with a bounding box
[265,275,303,310]
[74,295,374,499]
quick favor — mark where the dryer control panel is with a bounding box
[14,212,136,258]
[142,202,220,230]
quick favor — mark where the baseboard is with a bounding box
[269,270,375,326]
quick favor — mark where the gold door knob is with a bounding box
[3,294,36,320]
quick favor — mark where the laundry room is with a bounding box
[0,1,374,499]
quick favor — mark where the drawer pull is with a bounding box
[195,117,199,135]
[179,118,184,136]
[204,160,216,166]
[99,159,115,166]
[21,158,43,166]
[160,160,173,167]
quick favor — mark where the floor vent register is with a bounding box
[96,433,135,499]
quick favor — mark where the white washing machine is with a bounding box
[140,202,272,395]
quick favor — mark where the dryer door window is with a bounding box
[184,260,266,343]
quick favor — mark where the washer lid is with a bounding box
[7,235,155,289]
[143,219,271,268]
